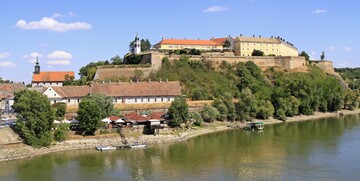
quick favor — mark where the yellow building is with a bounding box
[233,35,298,57]
[153,38,223,51]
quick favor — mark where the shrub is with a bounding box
[201,105,220,122]
[54,129,67,142]
[190,112,203,127]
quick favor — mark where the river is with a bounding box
[1,114,360,181]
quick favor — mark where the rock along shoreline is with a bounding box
[1,109,360,162]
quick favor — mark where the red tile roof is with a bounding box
[147,112,166,120]
[211,38,227,45]
[109,116,121,122]
[91,81,181,97]
[32,71,74,83]
[123,112,148,122]
[52,86,90,98]
[0,83,26,99]
[156,39,221,46]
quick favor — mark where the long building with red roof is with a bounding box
[153,38,223,51]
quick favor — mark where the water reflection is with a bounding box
[1,114,360,180]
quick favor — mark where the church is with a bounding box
[31,58,74,87]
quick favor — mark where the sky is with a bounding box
[1,0,359,83]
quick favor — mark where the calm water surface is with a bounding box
[1,114,360,181]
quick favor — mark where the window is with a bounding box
[135,98,137,103]
[161,98,164,102]
[54,94,56,96]
[141,98,143,102]
[242,54,245,56]
[155,98,157,102]
[148,98,150,102]
[54,100,56,103]
[68,99,70,103]
[260,44,262,46]
[168,98,171,101]
[77,99,79,102]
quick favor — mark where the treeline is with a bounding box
[335,68,360,89]
[155,56,358,124]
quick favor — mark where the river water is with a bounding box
[1,114,360,181]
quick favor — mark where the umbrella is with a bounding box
[101,118,111,124]
[70,119,79,124]
[115,119,125,123]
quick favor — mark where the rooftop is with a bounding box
[32,71,75,83]
[155,39,221,46]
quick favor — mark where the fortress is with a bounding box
[94,35,335,81]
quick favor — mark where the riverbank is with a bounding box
[1,109,360,162]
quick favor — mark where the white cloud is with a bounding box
[46,50,72,65]
[16,17,91,32]
[47,50,73,59]
[203,5,229,13]
[0,52,10,59]
[328,46,335,51]
[313,9,327,14]
[68,12,76,17]
[344,46,352,52]
[23,52,43,63]
[0,61,16,68]
[51,13,63,19]
[46,60,71,65]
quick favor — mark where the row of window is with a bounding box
[242,48,279,51]
[242,43,278,47]
[167,45,214,49]
[53,97,172,104]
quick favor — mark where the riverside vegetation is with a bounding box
[9,55,360,148]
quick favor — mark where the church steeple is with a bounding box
[34,57,40,74]
[133,34,141,55]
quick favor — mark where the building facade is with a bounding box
[233,35,298,57]
[42,81,182,105]
[31,59,74,87]
[153,38,223,51]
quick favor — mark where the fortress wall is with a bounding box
[310,61,335,74]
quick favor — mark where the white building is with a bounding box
[42,81,181,105]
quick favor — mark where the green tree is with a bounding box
[87,94,115,119]
[321,51,325,60]
[52,102,66,119]
[141,39,151,51]
[168,96,189,127]
[77,98,102,135]
[223,40,231,48]
[13,90,55,147]
[188,48,201,55]
[299,51,310,61]
[189,112,203,127]
[252,49,264,56]
[236,88,257,121]
[201,105,220,122]
[63,74,76,86]
[110,55,122,65]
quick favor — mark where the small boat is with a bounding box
[130,142,147,148]
[95,146,116,151]
[245,122,264,130]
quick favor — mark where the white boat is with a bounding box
[245,122,264,130]
[130,142,147,148]
[95,146,116,151]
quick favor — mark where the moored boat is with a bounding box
[95,146,116,151]
[130,142,147,148]
[245,122,264,130]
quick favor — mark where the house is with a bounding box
[153,38,223,51]
[0,83,26,113]
[42,81,182,105]
[211,36,235,51]
[31,58,74,87]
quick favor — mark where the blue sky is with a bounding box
[0,0,359,83]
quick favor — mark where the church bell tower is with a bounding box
[133,34,141,55]
[34,57,40,74]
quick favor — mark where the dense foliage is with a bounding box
[13,90,55,147]
[52,102,66,119]
[77,94,115,135]
[151,56,349,122]
[335,68,360,89]
[168,96,189,127]
[251,49,264,56]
